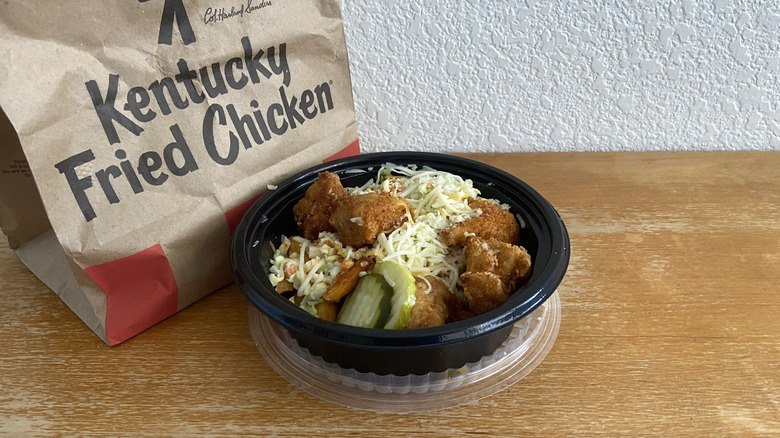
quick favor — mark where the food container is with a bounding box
[247,290,561,413]
[231,152,569,377]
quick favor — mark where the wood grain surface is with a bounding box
[1,152,778,436]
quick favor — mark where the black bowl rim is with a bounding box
[231,152,569,349]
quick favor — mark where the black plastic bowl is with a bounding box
[231,152,569,376]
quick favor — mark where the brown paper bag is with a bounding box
[0,0,358,344]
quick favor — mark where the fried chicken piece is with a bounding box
[461,272,510,315]
[446,297,477,323]
[465,237,532,287]
[461,237,532,315]
[407,276,455,329]
[440,199,521,247]
[329,192,412,248]
[292,172,347,240]
[492,241,532,286]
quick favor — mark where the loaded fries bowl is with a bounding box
[231,152,569,376]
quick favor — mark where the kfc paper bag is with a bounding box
[0,0,359,344]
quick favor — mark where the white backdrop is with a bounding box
[341,0,780,153]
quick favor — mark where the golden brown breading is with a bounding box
[492,241,532,287]
[464,237,497,273]
[440,199,521,247]
[329,192,412,248]
[461,237,532,314]
[407,276,454,329]
[446,297,477,323]
[292,172,347,240]
[465,237,532,287]
[461,272,510,315]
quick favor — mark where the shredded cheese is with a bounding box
[268,164,501,307]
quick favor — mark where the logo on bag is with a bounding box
[58,36,340,222]
[139,0,196,45]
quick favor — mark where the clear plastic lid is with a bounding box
[249,291,561,413]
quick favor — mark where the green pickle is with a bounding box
[335,260,417,329]
[373,260,417,329]
[336,274,393,328]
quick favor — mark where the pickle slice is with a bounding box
[373,260,417,329]
[336,274,393,328]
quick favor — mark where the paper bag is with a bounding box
[0,0,359,344]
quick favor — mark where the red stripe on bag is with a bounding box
[84,244,178,345]
[323,139,360,162]
[225,193,263,235]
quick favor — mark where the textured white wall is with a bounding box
[341,0,780,153]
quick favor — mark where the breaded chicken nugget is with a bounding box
[465,237,532,287]
[292,172,347,240]
[461,272,510,315]
[461,237,532,314]
[492,241,532,287]
[407,276,455,329]
[440,199,521,247]
[329,192,412,248]
[446,297,477,323]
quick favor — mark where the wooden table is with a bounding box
[1,152,778,436]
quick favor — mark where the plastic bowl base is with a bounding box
[249,291,561,413]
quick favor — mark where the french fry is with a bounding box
[288,237,310,262]
[322,257,373,302]
[315,300,339,322]
[274,279,295,294]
